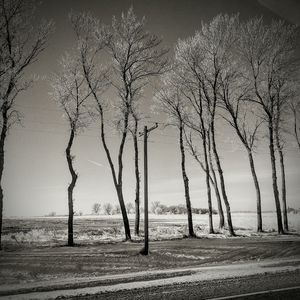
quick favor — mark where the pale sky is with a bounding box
[4,0,300,217]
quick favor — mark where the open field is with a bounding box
[0,236,300,286]
[2,212,300,248]
[1,213,300,298]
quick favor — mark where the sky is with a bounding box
[4,0,300,217]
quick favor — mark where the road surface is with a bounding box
[90,271,300,300]
[1,259,299,299]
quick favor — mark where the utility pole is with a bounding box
[140,123,158,255]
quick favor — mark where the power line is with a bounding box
[10,126,300,151]
[11,126,183,147]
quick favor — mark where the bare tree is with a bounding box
[51,54,91,246]
[175,34,229,234]
[155,71,196,237]
[273,75,295,232]
[92,203,101,215]
[0,0,53,249]
[218,62,264,232]
[199,15,240,236]
[70,8,167,240]
[151,201,161,214]
[103,203,113,215]
[239,18,298,234]
[175,15,239,236]
[106,8,168,239]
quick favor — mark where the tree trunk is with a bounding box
[117,184,131,240]
[292,108,300,151]
[208,129,225,229]
[278,149,288,231]
[210,124,235,236]
[85,68,131,240]
[116,111,131,240]
[179,124,195,237]
[202,131,214,234]
[274,104,288,232]
[98,107,131,240]
[66,128,78,247]
[268,122,284,234]
[274,101,288,232]
[0,107,8,250]
[247,150,263,232]
[133,118,140,236]
[193,153,224,229]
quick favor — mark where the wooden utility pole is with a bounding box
[140,123,158,255]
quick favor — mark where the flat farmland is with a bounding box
[0,213,300,288]
[0,235,300,287]
[2,212,300,248]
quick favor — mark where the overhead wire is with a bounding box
[11,105,300,152]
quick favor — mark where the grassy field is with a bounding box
[2,212,300,249]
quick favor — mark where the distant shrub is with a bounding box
[150,202,217,215]
[112,205,121,215]
[151,201,161,214]
[47,212,56,217]
[92,203,101,215]
[103,203,113,215]
[74,211,83,216]
[154,206,163,215]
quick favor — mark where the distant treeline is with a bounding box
[151,202,217,215]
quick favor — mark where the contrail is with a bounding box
[87,159,105,168]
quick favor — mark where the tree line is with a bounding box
[0,0,299,249]
[90,201,218,216]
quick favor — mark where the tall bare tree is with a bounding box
[198,15,240,236]
[218,63,264,232]
[155,71,196,237]
[273,75,295,232]
[171,43,216,234]
[0,0,53,249]
[239,18,298,234]
[183,98,215,234]
[175,15,238,235]
[106,8,167,239]
[70,8,167,240]
[51,54,91,246]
